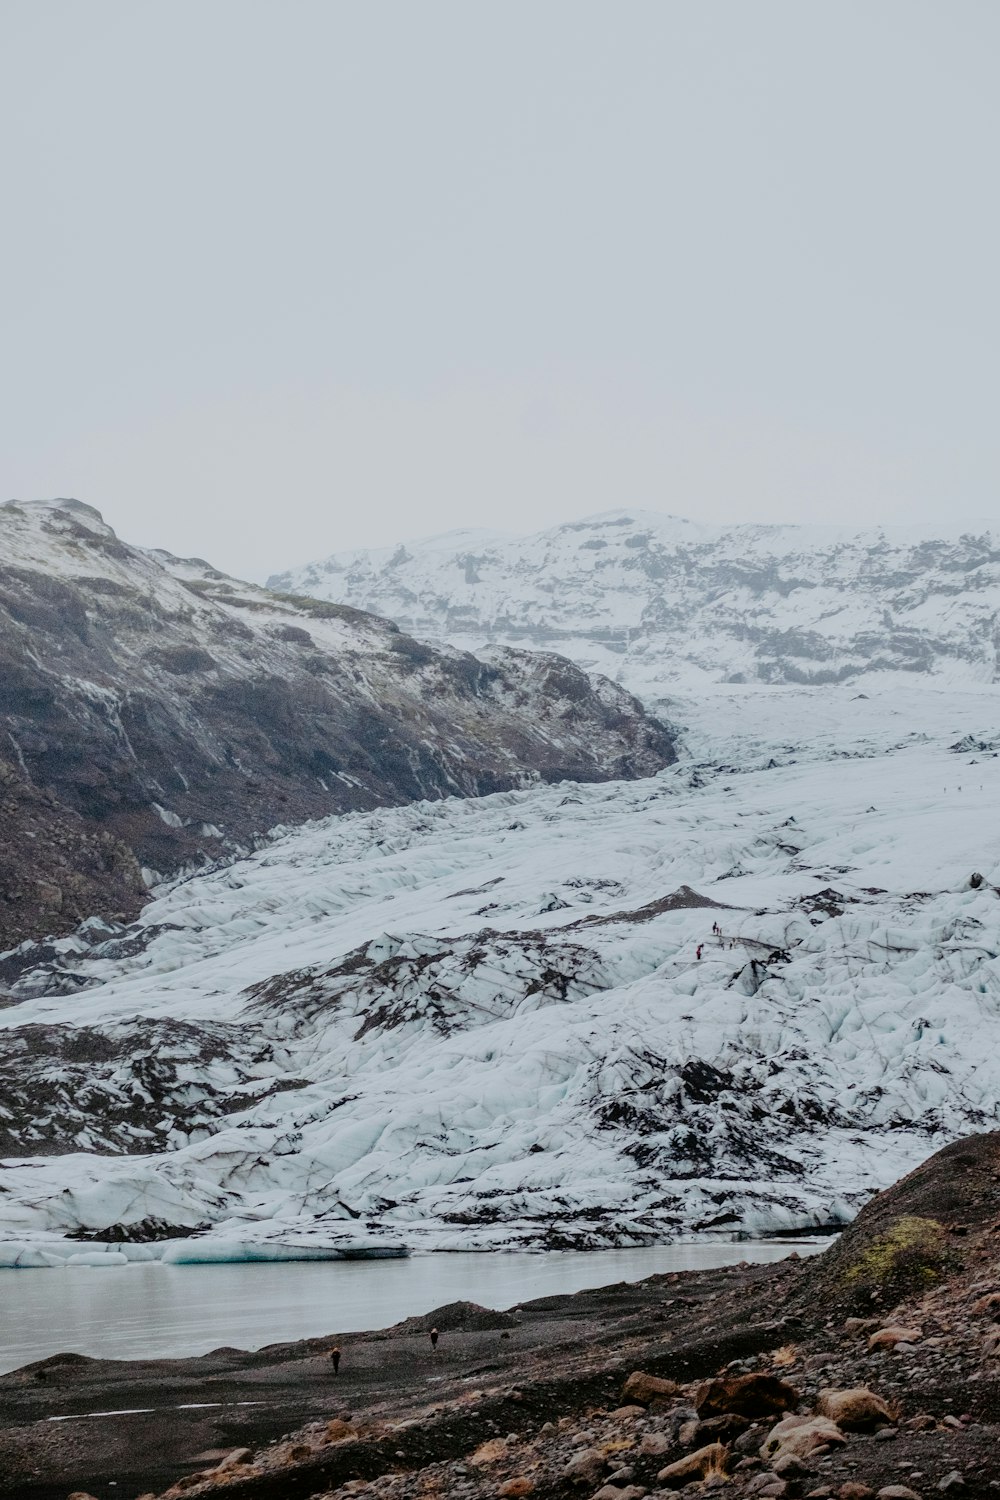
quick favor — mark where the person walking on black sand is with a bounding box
[430,1326,439,1352]
[329,1345,341,1375]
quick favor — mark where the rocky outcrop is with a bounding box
[0,499,675,950]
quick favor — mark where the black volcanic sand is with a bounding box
[6,1134,1000,1499]
[0,1259,780,1499]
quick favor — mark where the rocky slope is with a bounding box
[268,512,1000,702]
[6,1132,1000,1500]
[0,499,674,950]
[2,687,999,1251]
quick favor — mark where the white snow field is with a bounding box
[268,509,1000,702]
[1,684,999,1258]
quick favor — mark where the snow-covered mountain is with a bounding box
[268,511,1000,702]
[3,685,1000,1255]
[0,499,674,949]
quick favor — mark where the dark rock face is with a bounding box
[0,500,676,951]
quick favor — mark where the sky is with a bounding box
[1,1,998,581]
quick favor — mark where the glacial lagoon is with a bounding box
[0,1239,829,1374]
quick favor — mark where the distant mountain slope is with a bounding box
[269,511,1000,699]
[0,500,675,949]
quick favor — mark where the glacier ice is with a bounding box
[2,685,1000,1255]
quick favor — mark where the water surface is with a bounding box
[0,1239,828,1375]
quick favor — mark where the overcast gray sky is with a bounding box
[2,1,997,579]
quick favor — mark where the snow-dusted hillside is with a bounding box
[268,512,1000,702]
[3,685,1000,1255]
[0,499,673,948]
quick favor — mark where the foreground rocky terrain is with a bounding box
[6,1131,1000,1499]
[269,511,1000,702]
[0,499,674,949]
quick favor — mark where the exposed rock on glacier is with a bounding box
[0,499,674,948]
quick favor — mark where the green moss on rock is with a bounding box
[839,1214,952,1303]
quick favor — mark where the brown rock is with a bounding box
[592,1488,646,1500]
[657,1442,730,1487]
[214,1447,252,1470]
[622,1370,681,1405]
[971,1292,1000,1316]
[640,1431,671,1456]
[838,1485,875,1500]
[326,1418,355,1441]
[773,1454,810,1476]
[696,1373,800,1420]
[563,1448,606,1485]
[678,1418,700,1447]
[762,1414,847,1459]
[697,1413,750,1444]
[746,1477,787,1498]
[609,1404,646,1420]
[867,1326,922,1351]
[498,1481,534,1498]
[471,1437,509,1466]
[843,1318,880,1336]
[875,1489,923,1500]
[815,1388,894,1430]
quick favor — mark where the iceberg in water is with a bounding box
[160,1238,408,1264]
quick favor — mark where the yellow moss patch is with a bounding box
[843,1215,950,1294]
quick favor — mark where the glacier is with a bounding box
[1,683,999,1255]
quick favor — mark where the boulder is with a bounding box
[815,1388,894,1430]
[563,1448,606,1485]
[867,1326,922,1351]
[876,1489,923,1500]
[695,1413,751,1444]
[696,1373,800,1420]
[773,1453,811,1476]
[762,1414,847,1459]
[622,1370,680,1405]
[640,1431,671,1456]
[657,1442,729,1487]
[746,1476,787,1497]
[498,1481,534,1498]
[471,1438,509,1466]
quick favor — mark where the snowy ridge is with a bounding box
[268,510,1000,701]
[2,686,1000,1252]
